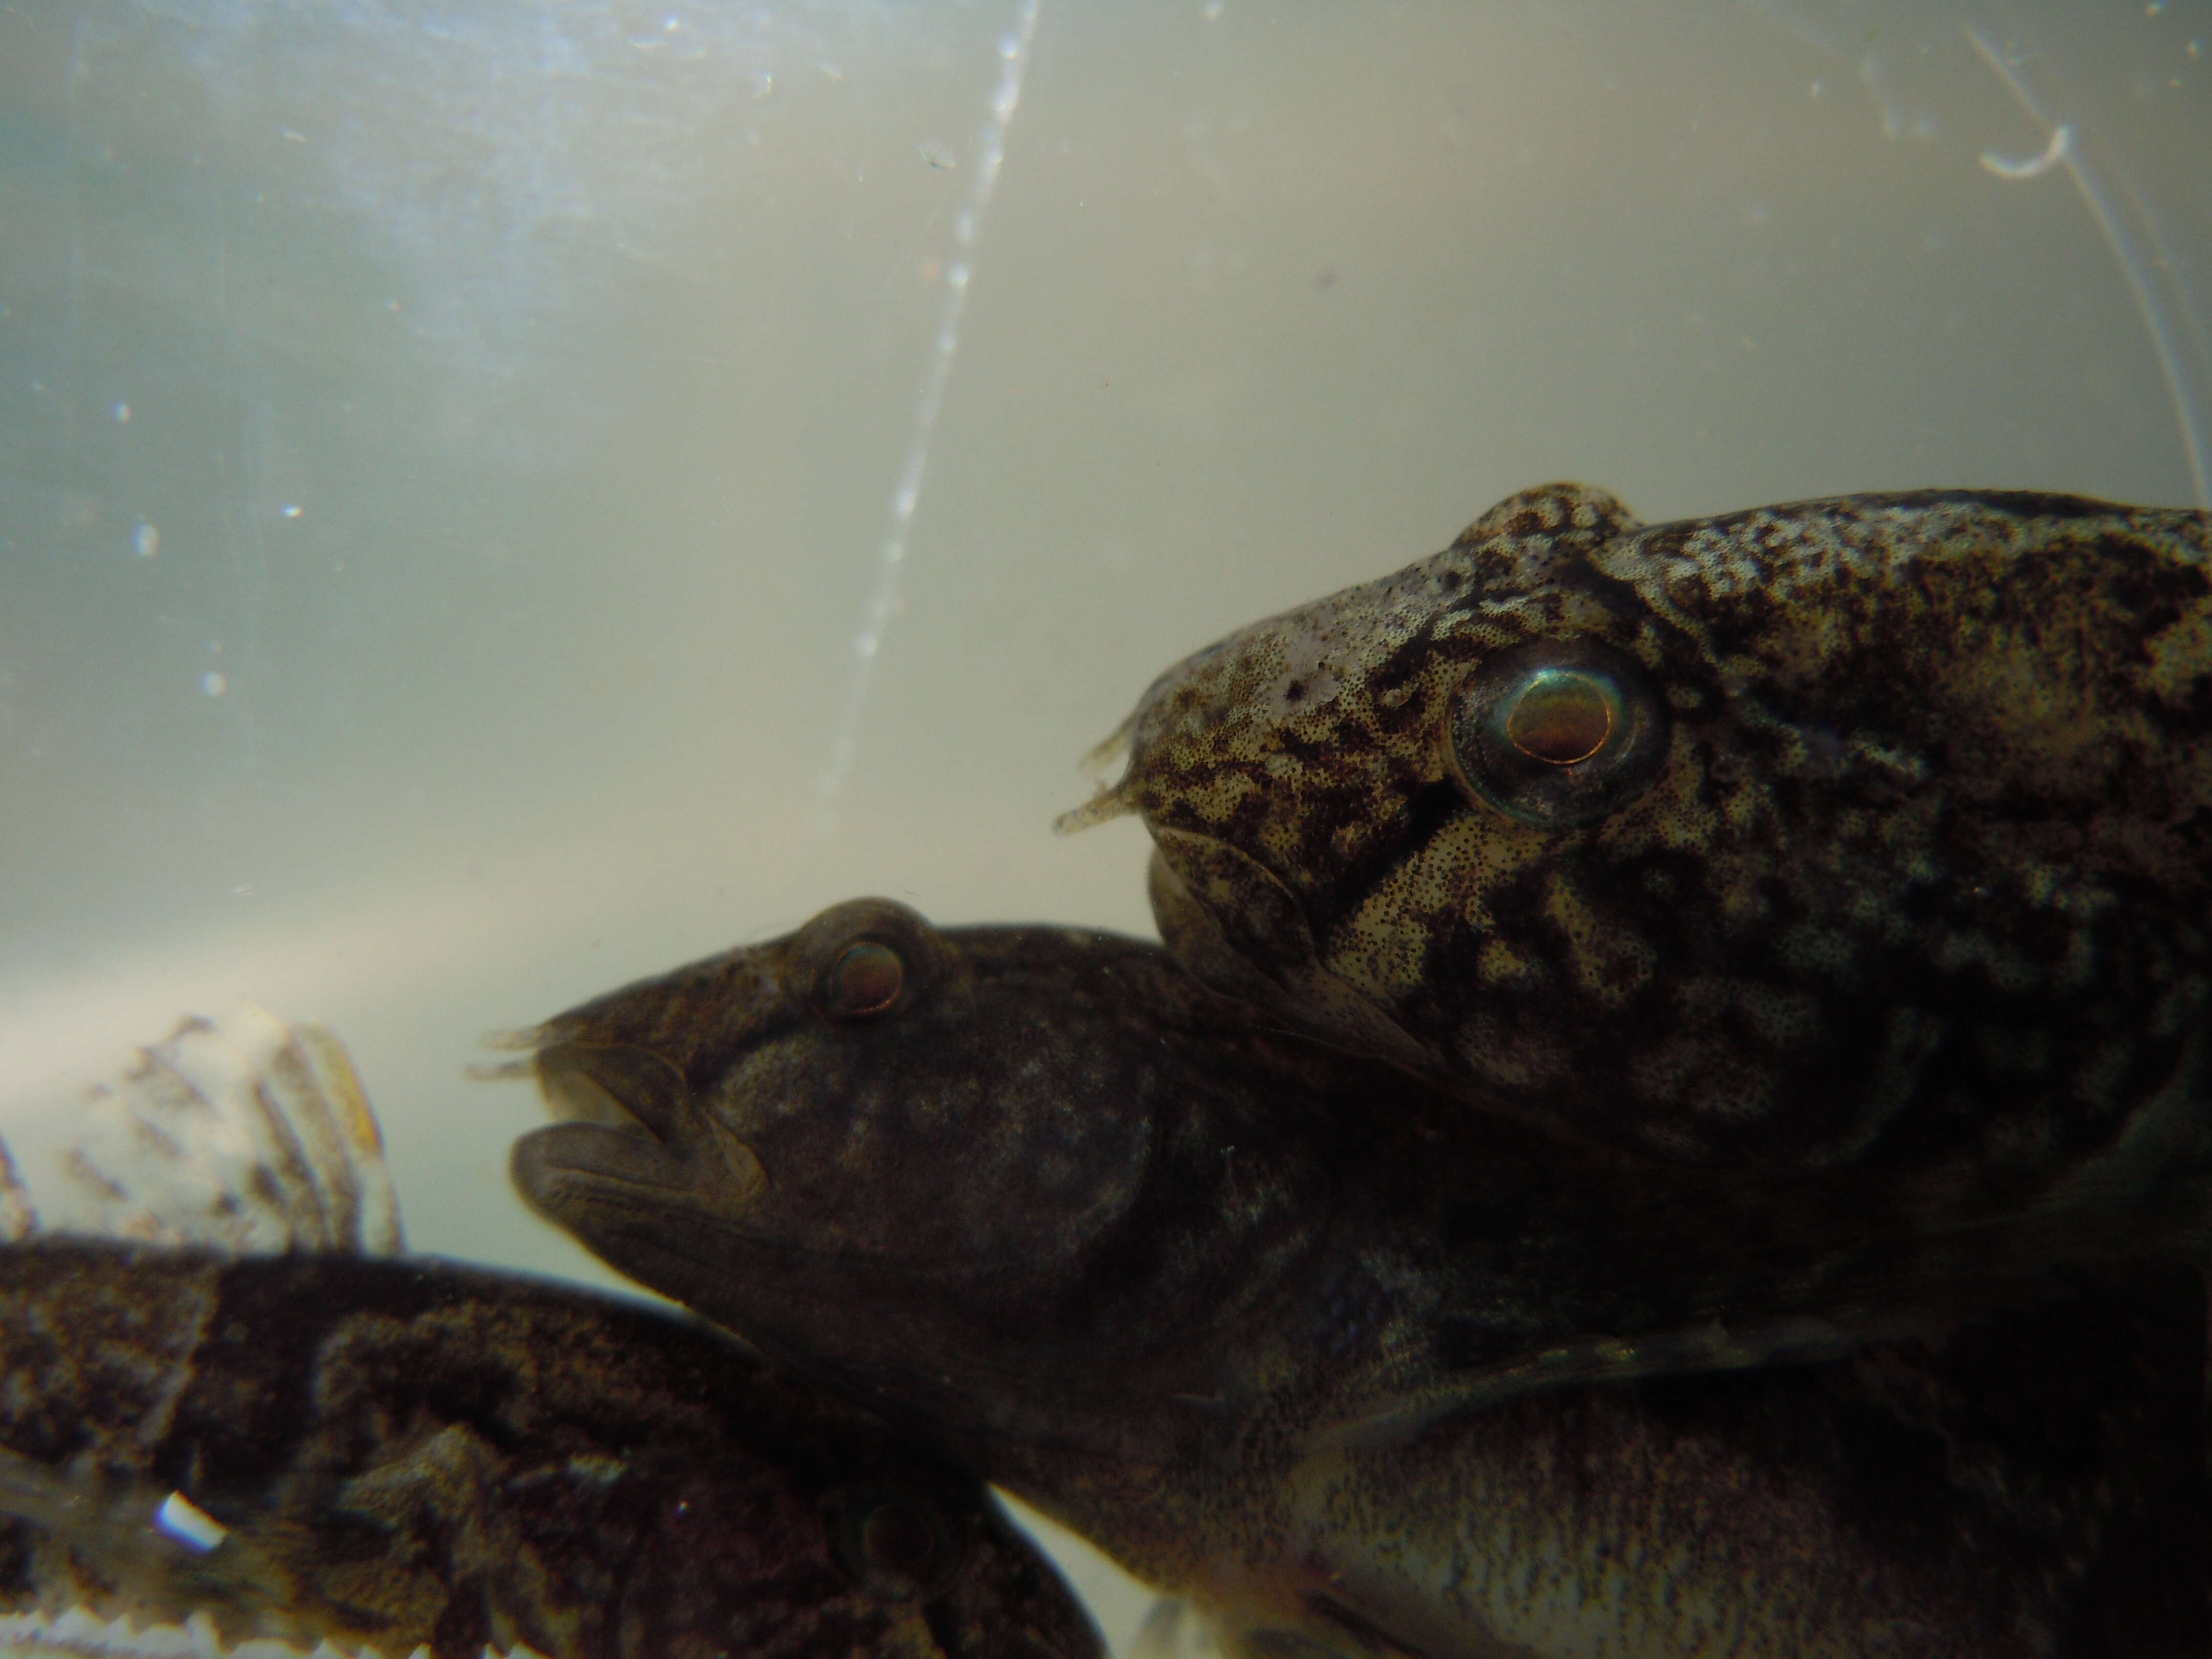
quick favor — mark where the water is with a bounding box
[1,0,2207,1648]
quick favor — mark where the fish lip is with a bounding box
[510,1123,792,1313]
[514,1057,771,1221]
[512,1120,693,1207]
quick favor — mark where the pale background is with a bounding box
[2,0,2207,1647]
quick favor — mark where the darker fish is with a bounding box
[509,898,2209,1657]
[1063,485,2212,1200]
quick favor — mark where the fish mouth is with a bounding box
[510,1037,795,1338]
[510,1037,767,1223]
[535,1039,689,1139]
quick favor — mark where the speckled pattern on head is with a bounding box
[1068,483,2212,1186]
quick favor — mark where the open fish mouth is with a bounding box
[478,1026,670,1131]
[506,1034,769,1222]
[533,1039,689,1139]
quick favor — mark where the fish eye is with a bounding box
[1502,668,1617,765]
[826,941,905,1017]
[862,1501,937,1576]
[1447,641,1666,828]
[831,1488,962,1597]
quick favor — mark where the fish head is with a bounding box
[1067,484,2212,1174]
[515,899,1152,1301]
[512,900,1328,1449]
[1061,482,1693,1136]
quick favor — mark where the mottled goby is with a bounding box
[1065,485,2212,1200]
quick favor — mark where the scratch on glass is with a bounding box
[1964,25,2211,508]
[814,0,1044,835]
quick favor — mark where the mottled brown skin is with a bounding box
[1068,485,2212,1190]
[0,1241,1100,1659]
[509,900,2209,1657]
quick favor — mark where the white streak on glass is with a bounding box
[815,0,1045,832]
[1977,122,2069,182]
[1964,26,2211,508]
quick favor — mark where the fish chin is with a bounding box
[515,1120,676,1212]
[1149,827,1436,1077]
[511,1118,766,1237]
[509,1124,920,1401]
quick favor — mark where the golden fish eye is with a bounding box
[1447,641,1666,829]
[828,941,905,1016]
[1502,668,1616,766]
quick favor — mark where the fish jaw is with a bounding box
[512,1112,765,1236]
[515,976,781,1267]
[1144,836,1440,1083]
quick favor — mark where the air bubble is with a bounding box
[133,523,160,558]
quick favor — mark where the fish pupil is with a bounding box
[831,941,904,1015]
[1504,669,1614,765]
[1447,641,1665,827]
[862,1500,938,1575]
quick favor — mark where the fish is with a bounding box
[1058,485,2212,1197]
[0,1244,1104,1659]
[508,899,2210,1658]
[0,1010,1102,1659]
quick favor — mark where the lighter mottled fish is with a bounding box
[508,899,2209,1658]
[0,1011,1101,1659]
[1062,486,2212,1201]
[0,1244,1101,1659]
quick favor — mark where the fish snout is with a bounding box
[518,1022,777,1226]
[510,1086,769,1232]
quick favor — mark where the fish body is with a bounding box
[0,1010,1099,1659]
[509,901,2210,1657]
[0,1242,1100,1659]
[1065,485,2212,1195]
